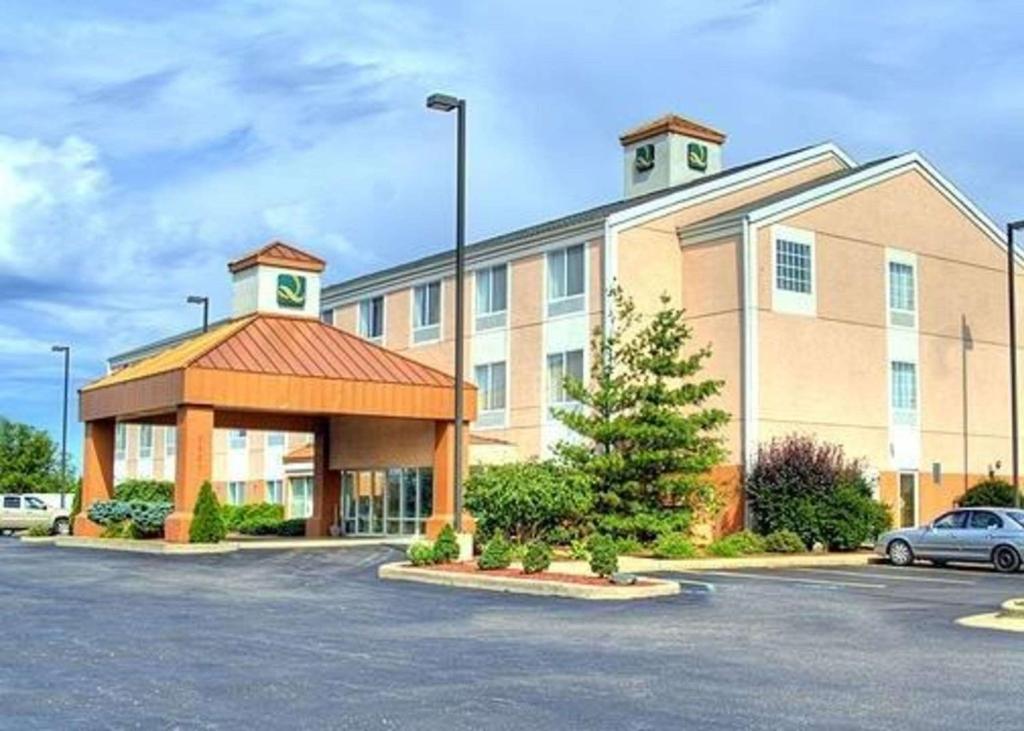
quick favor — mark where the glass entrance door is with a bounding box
[898,472,918,528]
[342,467,433,536]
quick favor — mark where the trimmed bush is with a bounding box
[763,529,806,554]
[569,539,590,561]
[26,523,52,537]
[522,541,552,574]
[959,478,1016,508]
[595,510,692,545]
[86,500,172,537]
[408,542,436,566]
[189,481,226,543]
[477,534,513,570]
[101,521,132,539]
[432,524,460,563]
[820,479,891,550]
[465,461,592,543]
[587,535,618,578]
[222,502,285,532]
[277,518,307,536]
[707,530,766,558]
[652,533,697,559]
[114,479,173,503]
[613,537,643,556]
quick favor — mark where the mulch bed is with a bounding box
[405,561,655,587]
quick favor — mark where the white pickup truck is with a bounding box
[0,494,70,535]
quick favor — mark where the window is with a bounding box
[1009,511,1024,528]
[227,481,246,506]
[115,423,126,461]
[888,260,916,327]
[229,429,247,450]
[932,511,968,530]
[24,496,46,511]
[475,264,508,330]
[412,281,441,343]
[290,477,313,519]
[165,427,176,458]
[267,432,285,449]
[321,309,335,326]
[3,495,20,509]
[139,425,153,460]
[266,479,283,505]
[968,511,1002,530]
[547,350,584,406]
[776,239,812,294]
[891,361,918,424]
[358,296,384,341]
[474,362,507,427]
[547,244,585,316]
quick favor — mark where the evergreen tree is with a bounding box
[553,289,729,542]
[189,481,226,543]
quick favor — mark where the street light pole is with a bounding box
[1009,221,1024,508]
[187,295,210,333]
[51,345,70,508]
[427,92,467,532]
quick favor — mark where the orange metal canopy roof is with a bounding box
[81,314,475,424]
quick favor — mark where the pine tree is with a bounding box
[189,481,226,543]
[553,288,729,542]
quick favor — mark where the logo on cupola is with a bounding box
[276,274,307,308]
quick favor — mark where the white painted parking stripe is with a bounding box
[792,568,976,586]
[700,571,886,589]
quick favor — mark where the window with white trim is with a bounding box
[474,362,507,427]
[547,349,584,406]
[290,477,313,518]
[321,309,335,326]
[888,260,916,327]
[412,281,441,343]
[229,429,247,450]
[547,243,585,316]
[227,481,246,506]
[358,295,384,341]
[475,264,508,330]
[266,479,283,505]
[267,432,285,448]
[772,226,816,316]
[164,427,176,458]
[891,361,918,425]
[115,423,126,461]
[139,425,153,460]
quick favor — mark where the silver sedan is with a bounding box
[875,506,1024,573]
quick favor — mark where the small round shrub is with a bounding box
[431,524,460,563]
[959,479,1016,508]
[26,523,53,537]
[652,533,697,559]
[587,535,619,578]
[707,530,766,558]
[189,481,226,544]
[114,479,174,503]
[477,534,513,570]
[763,529,806,553]
[408,542,436,567]
[522,541,552,574]
[568,539,590,561]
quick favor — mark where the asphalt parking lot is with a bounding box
[2,538,1023,730]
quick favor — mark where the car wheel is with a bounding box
[53,518,70,536]
[993,545,1022,574]
[888,539,914,567]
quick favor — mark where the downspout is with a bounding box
[741,216,759,529]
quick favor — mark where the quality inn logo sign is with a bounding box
[687,142,708,172]
[277,274,307,308]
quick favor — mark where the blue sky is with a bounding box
[2,0,1023,468]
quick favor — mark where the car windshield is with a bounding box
[1008,511,1024,528]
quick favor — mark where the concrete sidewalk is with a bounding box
[549,551,879,576]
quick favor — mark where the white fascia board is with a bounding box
[606,142,855,231]
[740,216,759,472]
[747,152,1013,259]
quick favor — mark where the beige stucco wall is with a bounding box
[329,415,434,469]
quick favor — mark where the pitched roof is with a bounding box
[619,113,727,146]
[283,444,313,463]
[228,240,326,274]
[84,313,460,393]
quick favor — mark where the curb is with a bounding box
[955,597,1024,633]
[546,552,881,577]
[999,598,1024,619]
[18,535,59,545]
[53,536,238,555]
[378,562,681,601]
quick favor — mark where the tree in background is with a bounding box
[553,289,729,543]
[0,416,74,493]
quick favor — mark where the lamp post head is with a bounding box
[186,295,208,305]
[51,345,69,353]
[426,93,461,113]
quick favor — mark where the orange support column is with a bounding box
[306,421,340,537]
[73,419,116,537]
[164,405,213,543]
[427,420,471,538]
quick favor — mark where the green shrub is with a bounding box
[221,502,285,532]
[68,484,81,535]
[707,530,766,558]
[587,535,618,578]
[959,478,1017,508]
[408,542,436,567]
[522,541,552,574]
[26,523,52,537]
[819,479,891,550]
[100,520,132,539]
[189,481,226,544]
[114,479,174,503]
[277,518,306,536]
[613,537,643,555]
[86,500,172,537]
[763,529,806,553]
[477,534,513,570]
[465,461,592,543]
[652,533,697,559]
[432,524,460,563]
[595,510,692,544]
[568,539,590,561]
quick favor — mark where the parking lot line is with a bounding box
[790,565,974,585]
[699,571,886,589]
